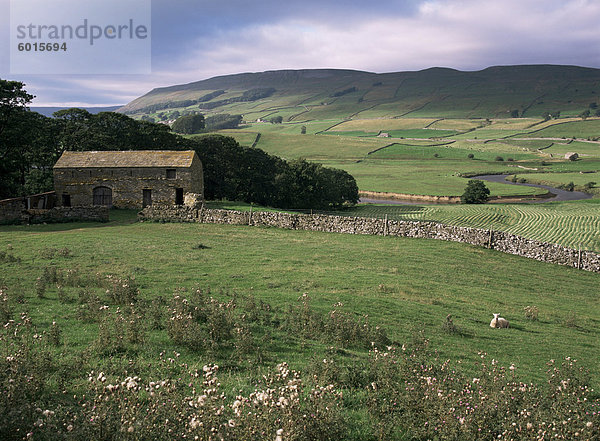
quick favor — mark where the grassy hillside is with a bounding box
[121,65,600,201]
[120,65,600,121]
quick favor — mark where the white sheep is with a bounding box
[490,313,509,328]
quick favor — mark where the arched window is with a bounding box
[93,186,112,207]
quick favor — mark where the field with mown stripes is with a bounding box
[329,201,600,251]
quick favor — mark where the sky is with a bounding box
[1,0,600,107]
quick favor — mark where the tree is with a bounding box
[579,109,590,120]
[172,114,205,134]
[0,79,34,139]
[300,125,307,134]
[204,114,242,131]
[270,116,283,124]
[0,80,66,197]
[1,107,60,197]
[461,180,490,204]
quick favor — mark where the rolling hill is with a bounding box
[120,65,600,120]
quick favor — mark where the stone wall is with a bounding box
[26,206,109,224]
[0,202,109,225]
[138,206,600,273]
[0,198,26,224]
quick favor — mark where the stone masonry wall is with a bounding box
[27,206,109,224]
[0,198,26,224]
[139,206,600,273]
[0,204,108,225]
[54,161,203,209]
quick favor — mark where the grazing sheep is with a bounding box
[490,313,509,328]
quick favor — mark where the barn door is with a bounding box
[93,186,112,207]
[175,188,184,205]
[143,189,152,208]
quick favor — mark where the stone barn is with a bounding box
[53,150,203,209]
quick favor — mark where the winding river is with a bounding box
[359,174,593,205]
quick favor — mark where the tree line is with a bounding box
[0,80,358,209]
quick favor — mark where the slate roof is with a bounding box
[54,151,197,168]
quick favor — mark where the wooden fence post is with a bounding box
[249,204,253,226]
[488,230,493,249]
[578,244,582,269]
[384,214,388,236]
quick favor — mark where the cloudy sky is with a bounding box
[1,0,600,106]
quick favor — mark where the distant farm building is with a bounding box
[565,152,579,161]
[53,150,204,209]
[377,132,390,138]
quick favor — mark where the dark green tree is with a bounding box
[0,80,66,197]
[204,114,242,130]
[269,116,283,124]
[53,108,94,151]
[1,108,61,197]
[172,114,205,134]
[461,180,490,204]
[0,79,34,139]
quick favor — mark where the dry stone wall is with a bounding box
[26,206,109,224]
[139,206,600,273]
[0,198,26,224]
[0,204,108,225]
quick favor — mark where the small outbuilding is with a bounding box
[565,152,579,161]
[53,150,204,209]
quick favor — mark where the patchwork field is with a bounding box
[208,116,598,199]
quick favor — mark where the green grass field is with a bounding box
[1,214,599,386]
[211,116,600,200]
[321,159,544,196]
[520,119,600,139]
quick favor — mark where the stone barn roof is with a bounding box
[54,150,197,168]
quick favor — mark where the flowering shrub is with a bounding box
[35,277,45,299]
[0,306,599,440]
[367,343,600,440]
[76,288,103,322]
[64,362,345,440]
[93,305,145,355]
[39,247,72,259]
[0,287,12,324]
[103,274,139,305]
[284,295,390,349]
[0,250,20,263]
[524,305,539,321]
[0,314,54,440]
[167,289,259,358]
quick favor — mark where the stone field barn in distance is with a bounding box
[53,150,204,209]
